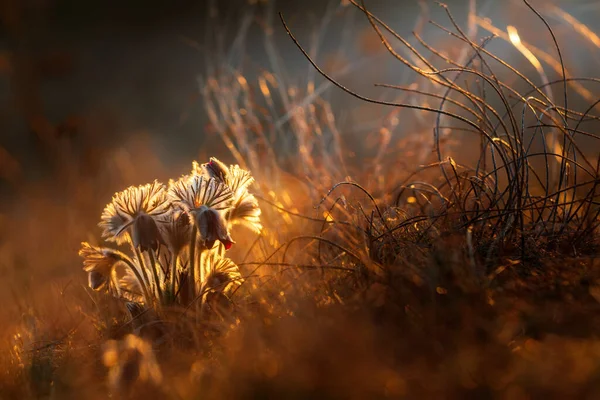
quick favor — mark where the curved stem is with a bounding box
[115,253,153,307]
[148,249,164,303]
[170,249,180,304]
[130,241,151,289]
[197,246,209,324]
[217,242,226,258]
[199,248,207,292]
[189,225,198,303]
[134,248,150,287]
[110,269,121,298]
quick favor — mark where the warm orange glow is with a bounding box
[507,25,542,72]
[507,25,521,46]
[4,2,600,398]
[477,16,596,102]
[549,5,600,49]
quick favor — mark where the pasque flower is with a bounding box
[168,174,234,249]
[204,255,242,293]
[196,158,262,233]
[224,164,262,233]
[159,208,192,254]
[79,242,121,290]
[79,242,153,304]
[99,181,170,252]
[198,157,229,182]
[80,157,261,311]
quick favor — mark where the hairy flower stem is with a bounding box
[196,247,209,324]
[189,225,198,304]
[134,248,155,301]
[130,241,151,289]
[110,269,122,298]
[199,248,207,293]
[114,252,152,307]
[169,250,180,304]
[217,242,226,258]
[196,250,207,324]
[148,249,164,303]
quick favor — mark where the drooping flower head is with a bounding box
[201,254,242,318]
[196,158,229,182]
[195,158,262,233]
[158,208,192,254]
[99,181,170,252]
[203,254,242,293]
[79,242,121,290]
[168,174,234,249]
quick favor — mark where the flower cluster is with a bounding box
[79,158,262,313]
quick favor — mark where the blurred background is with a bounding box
[0,0,599,323]
[2,0,599,179]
